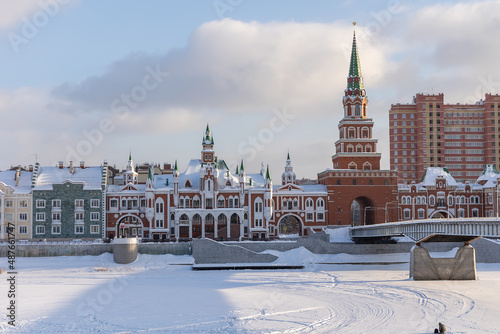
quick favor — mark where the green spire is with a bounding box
[129,150,132,161]
[287,151,290,160]
[235,165,239,175]
[266,165,271,181]
[346,24,365,95]
[174,160,178,171]
[148,165,153,180]
[240,160,244,172]
[206,123,210,133]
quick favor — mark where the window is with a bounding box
[36,199,46,208]
[36,212,45,221]
[404,209,411,219]
[36,225,45,234]
[75,225,84,234]
[52,199,61,208]
[75,199,84,209]
[18,225,28,234]
[90,199,100,208]
[156,202,164,213]
[417,209,425,219]
[255,218,263,227]
[5,200,13,208]
[255,200,263,212]
[234,198,239,207]
[206,198,213,208]
[19,213,28,221]
[217,198,225,208]
[90,212,100,221]
[52,212,61,222]
[75,212,84,222]
[90,225,100,234]
[155,219,164,228]
[306,212,313,221]
[110,199,118,208]
[52,225,61,235]
[429,196,435,206]
[19,200,28,208]
[317,212,324,221]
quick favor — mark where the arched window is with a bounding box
[305,198,313,209]
[429,195,435,206]
[355,104,360,116]
[155,198,164,213]
[316,198,324,208]
[447,195,453,206]
[254,198,263,212]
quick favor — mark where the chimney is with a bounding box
[15,167,21,186]
[28,165,33,172]
[69,161,74,174]
[58,161,64,169]
[80,161,85,169]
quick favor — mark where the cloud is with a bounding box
[0,0,42,30]
[51,19,389,117]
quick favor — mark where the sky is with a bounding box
[1,0,500,180]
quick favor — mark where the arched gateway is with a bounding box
[278,214,303,237]
[116,215,144,238]
[351,196,374,226]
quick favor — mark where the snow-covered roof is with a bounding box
[107,184,146,193]
[475,164,499,188]
[419,167,458,187]
[0,170,33,194]
[33,166,104,191]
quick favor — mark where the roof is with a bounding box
[0,170,33,194]
[33,166,104,191]
[419,167,458,187]
[476,164,499,188]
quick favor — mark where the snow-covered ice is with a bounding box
[1,251,500,333]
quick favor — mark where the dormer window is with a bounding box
[185,180,191,188]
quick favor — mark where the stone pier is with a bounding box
[410,243,476,280]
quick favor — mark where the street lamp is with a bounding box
[363,206,372,226]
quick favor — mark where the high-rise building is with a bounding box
[390,93,500,184]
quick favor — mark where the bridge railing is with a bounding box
[350,218,500,242]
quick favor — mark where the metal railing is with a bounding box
[350,218,500,243]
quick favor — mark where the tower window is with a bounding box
[355,104,360,116]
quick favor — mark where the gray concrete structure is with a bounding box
[410,244,477,280]
[113,238,138,264]
[192,238,278,264]
[0,241,191,257]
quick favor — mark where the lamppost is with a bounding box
[363,206,372,226]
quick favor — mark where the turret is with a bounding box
[201,123,215,164]
[281,152,296,185]
[264,165,273,221]
[123,151,138,184]
[173,160,179,207]
[145,164,155,222]
[239,160,245,205]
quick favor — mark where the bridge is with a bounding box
[349,218,500,280]
[349,218,500,244]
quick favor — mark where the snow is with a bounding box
[324,227,354,243]
[420,167,458,187]
[0,170,33,194]
[1,252,500,333]
[33,166,103,190]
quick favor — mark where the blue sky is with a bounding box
[1,0,500,180]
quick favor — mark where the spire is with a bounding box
[287,151,290,161]
[203,123,213,145]
[174,160,178,172]
[346,22,365,97]
[235,165,239,175]
[129,150,132,162]
[148,165,153,180]
[240,160,244,172]
[266,165,271,181]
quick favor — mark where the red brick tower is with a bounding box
[332,28,381,170]
[318,25,398,226]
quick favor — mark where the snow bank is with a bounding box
[324,227,354,243]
